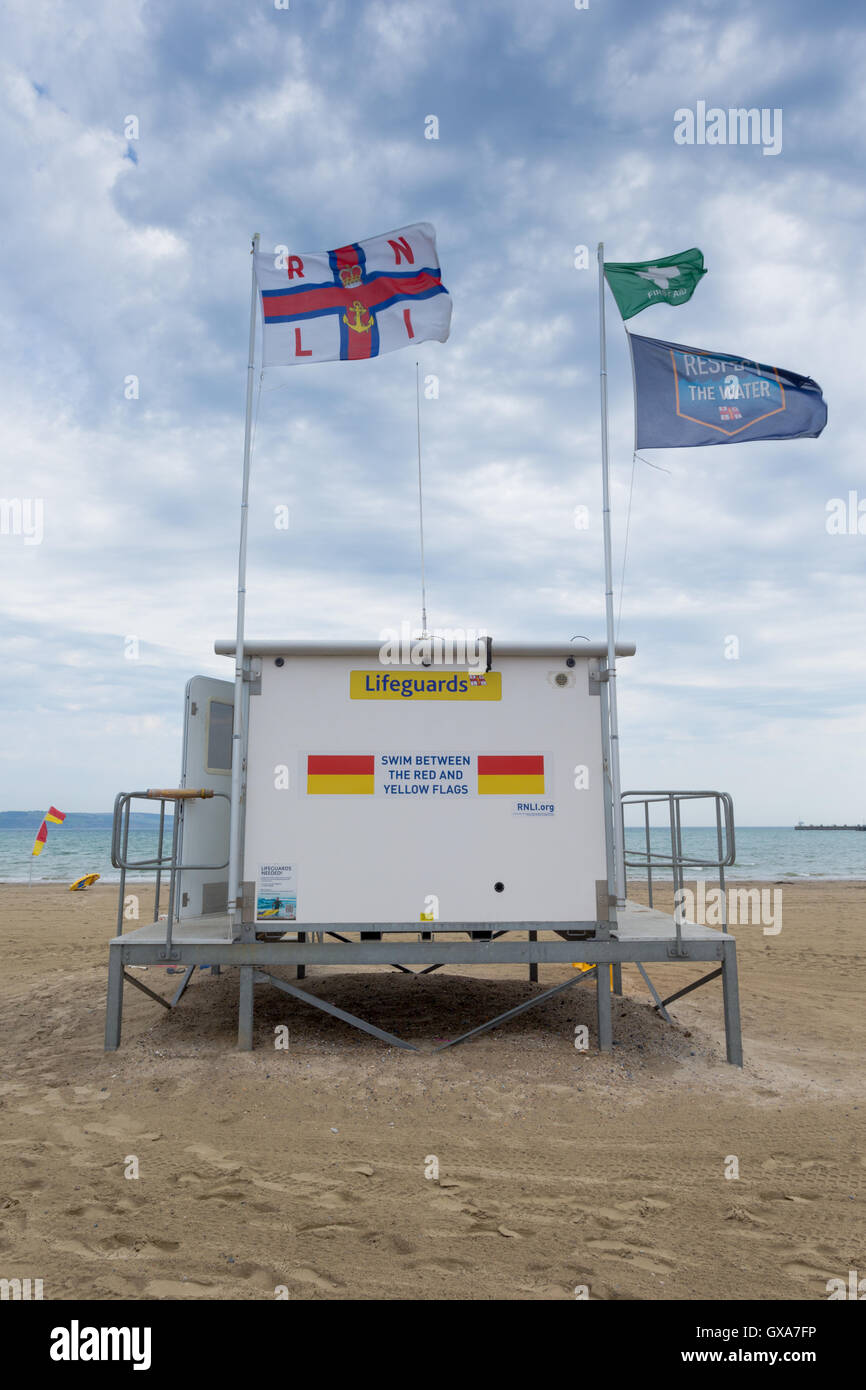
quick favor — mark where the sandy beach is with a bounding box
[0,879,863,1301]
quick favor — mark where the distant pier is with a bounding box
[795,822,866,831]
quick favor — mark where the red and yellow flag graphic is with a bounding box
[32,806,66,856]
[477,755,544,795]
[307,755,375,795]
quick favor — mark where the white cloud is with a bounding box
[0,0,861,821]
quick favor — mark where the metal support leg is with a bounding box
[123,970,172,1009]
[528,930,538,983]
[659,967,722,1011]
[104,944,124,1051]
[297,932,306,981]
[721,940,743,1067]
[596,961,613,1052]
[238,966,254,1051]
[636,962,672,1024]
[170,964,196,1008]
[434,972,587,1051]
[257,970,418,1052]
[612,962,622,996]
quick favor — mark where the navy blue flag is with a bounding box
[629,332,827,448]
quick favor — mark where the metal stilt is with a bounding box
[596,958,613,1051]
[104,945,124,1051]
[237,966,254,1050]
[722,939,743,1067]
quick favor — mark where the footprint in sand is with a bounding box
[62,1199,138,1220]
[226,1261,285,1291]
[758,1189,819,1203]
[520,1268,622,1301]
[583,1238,679,1275]
[55,1231,180,1261]
[144,1278,217,1298]
[570,1195,670,1228]
[570,1202,630,1228]
[411,1257,472,1276]
[183,1143,243,1175]
[191,1186,277,1212]
[0,1196,27,1234]
[617,1196,670,1218]
[284,1266,343,1293]
[358,1232,416,1255]
[423,1225,476,1238]
[298,1221,364,1238]
[783,1259,842,1286]
[313,1188,356,1211]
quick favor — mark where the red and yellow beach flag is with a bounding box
[307,755,374,795]
[32,806,66,856]
[477,756,544,795]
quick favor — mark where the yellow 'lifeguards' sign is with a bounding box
[350,671,502,701]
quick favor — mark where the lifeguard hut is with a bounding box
[103,232,742,1061]
[104,636,742,1060]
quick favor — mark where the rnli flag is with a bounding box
[477,756,545,795]
[307,755,375,795]
[255,223,451,365]
[629,333,828,448]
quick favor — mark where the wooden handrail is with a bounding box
[145,788,215,800]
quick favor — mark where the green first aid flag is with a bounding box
[603,248,706,320]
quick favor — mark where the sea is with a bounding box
[0,817,865,885]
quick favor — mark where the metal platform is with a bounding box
[110,902,728,945]
[104,787,743,1065]
[105,903,742,1063]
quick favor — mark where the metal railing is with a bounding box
[111,789,229,958]
[621,790,736,938]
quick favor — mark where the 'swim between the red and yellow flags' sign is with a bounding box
[306,753,545,796]
[350,671,501,701]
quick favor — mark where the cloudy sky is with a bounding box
[1,0,863,822]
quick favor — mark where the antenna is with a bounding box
[415,360,429,638]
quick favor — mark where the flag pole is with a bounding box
[415,360,429,639]
[228,232,260,931]
[597,242,626,908]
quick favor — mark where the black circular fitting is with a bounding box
[566,656,576,668]
[275,657,285,667]
[494,881,505,893]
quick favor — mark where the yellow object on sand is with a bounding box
[69,873,100,892]
[572,962,614,986]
